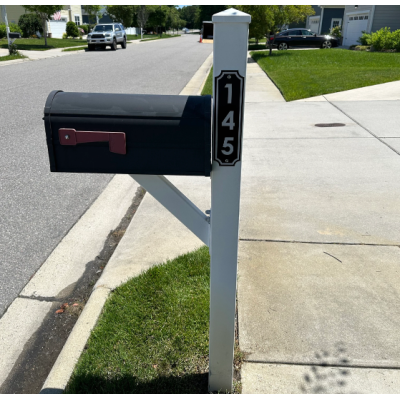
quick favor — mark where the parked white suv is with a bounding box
[87,23,127,51]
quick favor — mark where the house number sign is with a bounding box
[213,70,244,166]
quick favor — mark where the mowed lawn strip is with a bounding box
[201,66,213,96]
[62,46,87,52]
[66,247,239,394]
[0,38,86,51]
[0,53,26,62]
[251,48,400,101]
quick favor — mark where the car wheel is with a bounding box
[88,44,95,51]
[321,40,332,49]
[111,38,117,50]
[278,42,288,50]
[121,37,127,49]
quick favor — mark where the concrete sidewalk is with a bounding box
[42,54,400,394]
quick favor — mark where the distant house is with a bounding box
[0,5,83,38]
[341,5,400,46]
[288,5,344,32]
[81,6,112,24]
[304,5,400,47]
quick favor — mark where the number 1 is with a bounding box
[225,84,232,104]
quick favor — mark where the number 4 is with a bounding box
[222,111,235,130]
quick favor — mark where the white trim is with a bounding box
[319,5,346,9]
[309,15,320,21]
[369,5,376,32]
[319,7,324,34]
[346,10,370,16]
[331,18,342,30]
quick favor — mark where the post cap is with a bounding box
[212,7,251,23]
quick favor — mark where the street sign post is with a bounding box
[43,7,250,394]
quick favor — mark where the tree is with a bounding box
[18,13,43,38]
[198,5,226,24]
[66,21,79,37]
[106,5,137,29]
[147,5,168,37]
[137,5,149,39]
[235,5,315,55]
[22,5,63,47]
[83,5,102,25]
[179,5,200,29]
[235,5,271,45]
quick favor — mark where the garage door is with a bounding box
[343,15,369,46]
[48,21,67,39]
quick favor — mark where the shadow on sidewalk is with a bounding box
[44,372,209,394]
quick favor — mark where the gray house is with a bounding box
[341,5,400,46]
[305,5,400,47]
[305,5,345,35]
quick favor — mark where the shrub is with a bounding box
[62,32,68,39]
[330,25,342,39]
[0,23,23,39]
[18,13,43,38]
[78,24,89,34]
[392,29,400,51]
[66,21,79,37]
[358,31,372,45]
[370,27,394,51]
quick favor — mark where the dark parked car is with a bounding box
[274,28,339,50]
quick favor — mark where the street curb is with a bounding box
[39,49,214,394]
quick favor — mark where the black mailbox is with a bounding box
[9,32,21,39]
[44,91,212,176]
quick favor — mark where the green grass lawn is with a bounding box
[62,46,87,52]
[201,66,213,96]
[65,247,243,394]
[0,38,86,51]
[251,48,400,101]
[0,53,26,62]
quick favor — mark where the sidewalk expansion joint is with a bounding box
[240,238,400,247]
[327,99,400,157]
[245,360,400,370]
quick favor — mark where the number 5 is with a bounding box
[221,137,234,155]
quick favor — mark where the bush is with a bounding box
[78,24,89,34]
[330,25,342,39]
[62,32,68,39]
[370,27,393,51]
[18,13,43,38]
[0,23,23,39]
[66,21,79,37]
[392,29,400,51]
[358,31,372,45]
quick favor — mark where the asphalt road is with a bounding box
[0,34,213,317]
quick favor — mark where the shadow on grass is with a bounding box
[57,372,209,394]
[249,44,268,51]
[0,44,55,50]
[251,50,295,61]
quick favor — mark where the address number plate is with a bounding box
[214,70,244,166]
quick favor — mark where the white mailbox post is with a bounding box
[209,8,250,392]
[129,7,250,393]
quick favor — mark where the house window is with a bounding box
[349,17,354,20]
[354,16,359,20]
[74,15,80,25]
[364,16,368,20]
[359,16,364,20]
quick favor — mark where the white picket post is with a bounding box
[208,8,250,393]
